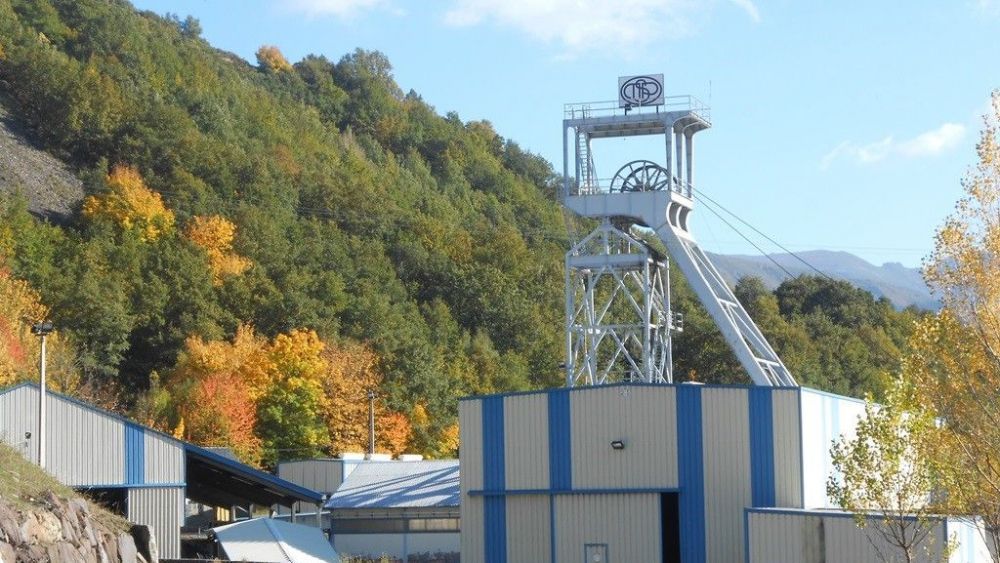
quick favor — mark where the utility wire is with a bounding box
[691,187,834,281]
[690,192,797,280]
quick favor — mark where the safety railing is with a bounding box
[564,95,711,123]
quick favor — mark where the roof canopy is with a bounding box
[186,444,324,508]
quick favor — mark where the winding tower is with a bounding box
[562,75,796,387]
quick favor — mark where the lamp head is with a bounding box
[31,321,54,335]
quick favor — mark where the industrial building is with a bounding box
[0,382,324,558]
[459,75,995,562]
[277,456,460,560]
[747,508,990,562]
[460,384,856,562]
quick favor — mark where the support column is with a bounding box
[665,128,674,189]
[685,130,695,196]
[675,129,685,189]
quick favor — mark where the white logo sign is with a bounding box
[618,74,664,108]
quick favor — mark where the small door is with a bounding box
[585,543,609,563]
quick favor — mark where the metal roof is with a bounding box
[325,460,459,509]
[186,443,325,506]
[212,518,340,563]
[0,382,324,507]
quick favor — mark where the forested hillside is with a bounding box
[0,0,922,463]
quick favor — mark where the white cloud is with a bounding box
[287,0,391,18]
[976,0,1000,16]
[729,0,761,23]
[821,123,966,170]
[442,0,757,57]
[897,123,965,157]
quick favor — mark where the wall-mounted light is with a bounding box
[610,440,626,450]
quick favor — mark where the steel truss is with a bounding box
[565,221,674,386]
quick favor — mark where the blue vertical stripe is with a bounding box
[548,390,572,491]
[484,496,507,563]
[749,388,776,507]
[677,386,706,563]
[482,397,506,563]
[124,423,144,485]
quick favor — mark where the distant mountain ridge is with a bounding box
[707,250,938,310]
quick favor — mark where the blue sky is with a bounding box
[132,0,1000,268]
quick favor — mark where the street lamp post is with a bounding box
[31,321,53,469]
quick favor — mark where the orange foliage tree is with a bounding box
[184,215,251,285]
[163,328,415,464]
[177,372,262,464]
[0,266,48,386]
[82,165,175,241]
[165,325,270,465]
[323,340,411,456]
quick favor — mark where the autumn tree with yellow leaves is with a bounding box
[826,93,1000,561]
[256,45,292,73]
[164,326,269,464]
[161,326,417,466]
[323,340,411,456]
[185,215,251,285]
[82,165,175,242]
[0,265,48,386]
[903,91,1000,558]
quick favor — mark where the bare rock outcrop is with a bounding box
[0,104,84,221]
[0,491,152,563]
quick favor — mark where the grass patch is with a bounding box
[0,443,129,531]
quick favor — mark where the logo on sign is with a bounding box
[619,75,663,107]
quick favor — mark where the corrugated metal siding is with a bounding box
[748,510,956,563]
[128,487,183,559]
[824,514,947,562]
[143,431,184,484]
[799,389,866,508]
[460,495,485,563]
[459,400,484,563]
[1,386,127,486]
[0,386,185,487]
[47,391,126,486]
[677,385,705,563]
[505,495,550,562]
[459,401,483,492]
[554,493,660,563]
[747,510,824,563]
[772,389,803,508]
[503,394,549,490]
[569,385,678,489]
[702,387,751,563]
[277,459,344,493]
[0,386,37,462]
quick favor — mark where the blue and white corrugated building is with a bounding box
[0,382,324,559]
[459,382,991,563]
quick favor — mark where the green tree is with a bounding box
[827,376,952,563]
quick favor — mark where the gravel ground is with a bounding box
[0,105,84,221]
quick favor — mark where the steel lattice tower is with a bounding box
[562,77,796,387]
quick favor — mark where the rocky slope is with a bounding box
[0,103,84,221]
[0,444,152,562]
